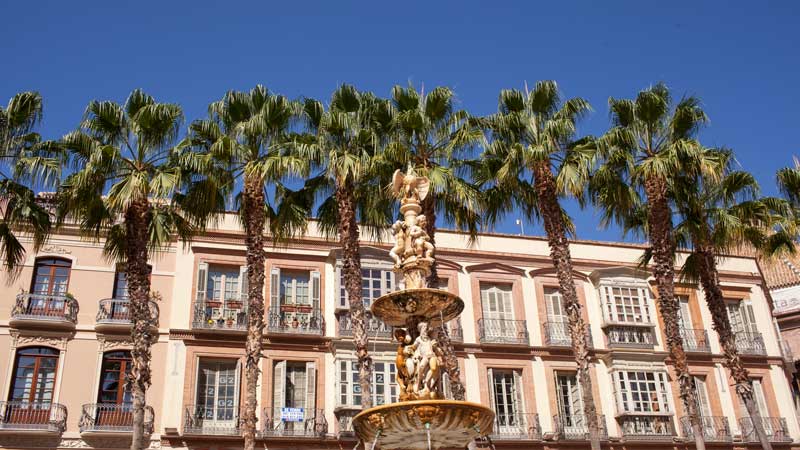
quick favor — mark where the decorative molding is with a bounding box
[463,261,526,276]
[41,245,73,255]
[528,267,590,282]
[10,330,69,350]
[97,336,133,351]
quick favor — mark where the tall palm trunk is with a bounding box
[532,163,600,450]
[242,176,266,450]
[421,194,466,401]
[125,198,154,450]
[696,246,773,450]
[644,176,705,450]
[336,181,373,409]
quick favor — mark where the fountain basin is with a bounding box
[352,400,494,450]
[371,289,464,327]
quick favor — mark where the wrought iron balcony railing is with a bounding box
[192,294,248,332]
[679,416,731,442]
[738,417,792,443]
[553,414,607,440]
[734,331,766,356]
[336,411,356,438]
[605,325,655,347]
[96,298,159,326]
[261,407,327,437]
[543,322,593,348]
[338,312,392,339]
[11,293,79,324]
[267,306,323,335]
[680,328,711,353]
[79,403,154,434]
[477,319,529,345]
[0,401,67,433]
[489,412,541,440]
[183,404,241,435]
[618,415,676,440]
[445,320,463,342]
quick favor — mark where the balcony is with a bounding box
[261,407,327,437]
[183,404,240,436]
[477,319,529,345]
[445,320,463,343]
[489,412,540,440]
[267,306,323,336]
[553,414,607,440]
[734,331,766,356]
[79,403,154,435]
[738,417,792,443]
[338,312,392,340]
[10,293,78,330]
[336,411,356,439]
[543,321,593,348]
[605,325,655,348]
[782,341,794,364]
[680,328,710,353]
[0,401,67,434]
[679,416,731,442]
[618,415,676,440]
[191,294,248,334]
[95,298,159,333]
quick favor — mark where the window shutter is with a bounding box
[196,262,208,302]
[273,360,286,409]
[694,377,712,417]
[752,379,769,416]
[603,286,613,322]
[612,372,625,414]
[305,361,317,412]
[487,368,495,410]
[239,265,248,302]
[512,370,526,426]
[311,271,321,309]
[336,265,347,308]
[642,288,653,323]
[234,360,242,413]
[679,297,692,329]
[659,372,674,413]
[743,302,759,333]
[270,268,281,308]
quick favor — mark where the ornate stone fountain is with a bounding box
[352,166,494,450]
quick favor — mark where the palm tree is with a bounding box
[672,148,791,450]
[382,84,483,401]
[179,85,311,450]
[57,89,210,450]
[591,83,710,450]
[300,85,395,410]
[778,157,800,209]
[477,81,601,449]
[0,92,58,273]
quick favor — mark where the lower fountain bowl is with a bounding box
[352,400,495,450]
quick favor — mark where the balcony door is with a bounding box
[488,369,525,435]
[29,258,71,315]
[96,351,133,427]
[196,360,239,429]
[272,361,316,432]
[726,301,758,334]
[481,284,514,338]
[692,376,715,437]
[8,347,59,424]
[556,373,585,435]
[677,296,700,349]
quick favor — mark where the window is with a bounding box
[614,371,672,414]
[98,351,132,404]
[9,347,60,403]
[280,271,310,305]
[726,301,758,334]
[488,369,525,432]
[196,360,239,425]
[481,283,514,320]
[337,360,397,407]
[269,269,321,331]
[545,287,566,323]
[338,267,394,309]
[273,361,316,409]
[31,258,71,296]
[113,271,129,299]
[602,285,653,324]
[195,263,247,328]
[209,267,240,302]
[556,373,584,423]
[677,296,692,329]
[692,376,712,418]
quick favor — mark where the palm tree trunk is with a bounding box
[125,199,154,450]
[532,163,600,450]
[242,176,266,450]
[696,246,772,450]
[644,176,705,450]
[336,181,373,409]
[422,194,466,401]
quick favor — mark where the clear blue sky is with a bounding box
[2,1,798,242]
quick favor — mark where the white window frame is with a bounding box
[612,370,673,415]
[336,263,395,309]
[600,283,654,325]
[194,358,241,427]
[336,359,397,407]
[480,283,515,320]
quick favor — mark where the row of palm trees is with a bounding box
[1,83,797,450]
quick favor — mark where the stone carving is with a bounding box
[41,245,72,255]
[389,165,435,289]
[411,322,442,399]
[98,336,133,351]
[410,215,434,260]
[11,331,69,350]
[389,220,407,268]
[392,166,430,205]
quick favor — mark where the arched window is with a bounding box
[31,258,71,296]
[98,351,132,405]
[9,347,60,404]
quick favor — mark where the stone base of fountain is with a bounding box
[352,400,495,450]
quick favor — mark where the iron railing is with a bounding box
[0,401,67,433]
[734,331,766,356]
[679,416,731,442]
[96,298,159,326]
[477,319,529,345]
[336,411,356,438]
[605,325,655,347]
[338,312,392,339]
[782,341,794,364]
[490,412,540,440]
[553,414,607,440]
[680,328,711,353]
[192,293,248,332]
[183,404,241,435]
[12,293,78,323]
[618,415,676,440]
[266,306,323,335]
[79,403,154,434]
[738,417,792,443]
[543,322,593,348]
[261,407,327,437]
[446,320,463,342]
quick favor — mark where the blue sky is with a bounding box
[2,1,798,242]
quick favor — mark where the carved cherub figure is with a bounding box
[412,322,441,398]
[409,215,434,260]
[389,220,407,268]
[392,166,430,204]
[394,328,416,400]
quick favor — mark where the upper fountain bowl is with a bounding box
[371,288,464,327]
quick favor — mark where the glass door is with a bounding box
[8,347,59,424]
[556,373,585,435]
[196,360,238,430]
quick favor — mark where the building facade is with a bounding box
[1,216,798,449]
